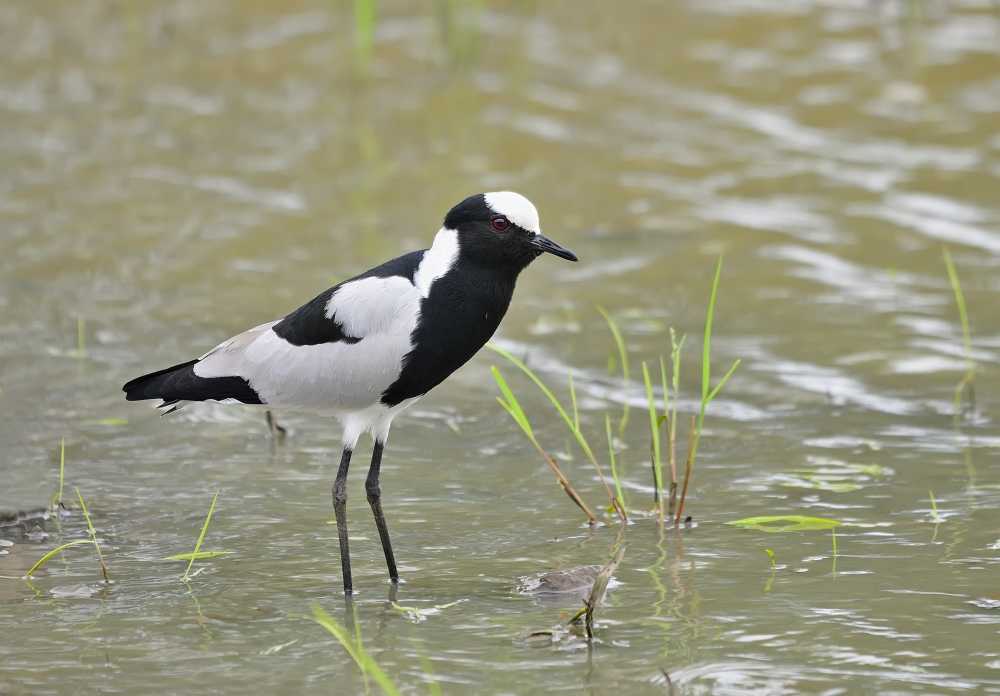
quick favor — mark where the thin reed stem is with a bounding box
[674,416,698,526]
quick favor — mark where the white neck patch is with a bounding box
[484,191,541,234]
[414,227,459,297]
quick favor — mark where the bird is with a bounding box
[123,191,577,594]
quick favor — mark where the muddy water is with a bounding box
[2,1,999,693]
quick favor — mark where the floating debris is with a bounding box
[0,507,51,530]
[775,458,891,493]
[518,565,601,601]
[391,599,467,623]
[574,545,626,640]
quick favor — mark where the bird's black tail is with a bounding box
[123,359,200,405]
[122,360,263,407]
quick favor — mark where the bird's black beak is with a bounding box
[531,234,578,262]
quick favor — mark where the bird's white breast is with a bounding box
[414,228,459,297]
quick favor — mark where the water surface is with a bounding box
[2,1,999,693]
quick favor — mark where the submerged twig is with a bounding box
[543,451,598,525]
[570,544,626,641]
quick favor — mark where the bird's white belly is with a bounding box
[244,332,412,409]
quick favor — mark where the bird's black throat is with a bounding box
[381,259,521,406]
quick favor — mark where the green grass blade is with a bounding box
[670,329,685,395]
[487,344,596,463]
[58,438,65,505]
[943,247,975,418]
[707,358,742,404]
[493,367,595,523]
[831,527,838,574]
[668,328,685,499]
[311,605,401,696]
[727,515,841,532]
[489,343,624,521]
[702,257,724,404]
[75,487,109,581]
[421,654,443,696]
[53,438,66,508]
[676,256,734,525]
[496,398,529,438]
[312,604,363,666]
[165,550,231,561]
[351,604,368,695]
[353,0,376,65]
[24,539,93,579]
[597,306,630,435]
[642,362,662,503]
[569,375,580,432]
[496,397,522,429]
[605,414,626,510]
[597,306,630,383]
[182,491,220,582]
[669,329,686,458]
[658,356,669,421]
[928,489,944,523]
[76,317,86,358]
[491,367,533,438]
[942,247,971,358]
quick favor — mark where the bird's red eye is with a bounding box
[490,215,510,232]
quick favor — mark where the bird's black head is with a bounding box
[442,192,578,271]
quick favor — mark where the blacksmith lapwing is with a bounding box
[123,191,577,594]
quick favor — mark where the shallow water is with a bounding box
[2,1,999,693]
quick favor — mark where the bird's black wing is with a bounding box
[123,249,428,405]
[272,249,426,346]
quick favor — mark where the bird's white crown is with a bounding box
[483,191,540,234]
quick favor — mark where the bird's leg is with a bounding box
[265,410,287,442]
[333,447,353,594]
[365,440,399,584]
